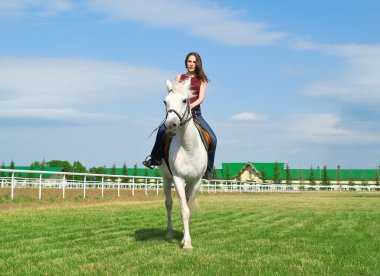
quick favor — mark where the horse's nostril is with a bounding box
[172,123,177,128]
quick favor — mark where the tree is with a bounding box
[133,164,138,176]
[360,171,368,186]
[285,163,291,185]
[122,163,128,175]
[72,161,86,181]
[155,169,161,178]
[212,168,218,180]
[273,162,281,184]
[31,161,41,168]
[88,166,105,182]
[348,170,355,186]
[225,165,231,180]
[47,160,72,172]
[111,163,117,176]
[40,158,46,171]
[261,168,267,183]
[336,165,342,185]
[308,166,316,185]
[122,162,128,182]
[322,165,330,185]
[10,160,16,177]
[28,163,35,178]
[299,171,305,185]
[0,162,5,177]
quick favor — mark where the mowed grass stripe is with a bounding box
[0,193,379,275]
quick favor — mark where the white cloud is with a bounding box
[278,113,379,145]
[231,112,267,121]
[0,0,286,45]
[0,57,172,107]
[294,40,380,106]
[83,0,287,46]
[0,0,73,19]
[0,108,124,123]
[0,57,172,125]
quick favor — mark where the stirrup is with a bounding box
[202,170,212,180]
[142,156,161,169]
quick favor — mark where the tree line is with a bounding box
[0,159,148,181]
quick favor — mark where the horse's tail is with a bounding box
[187,194,200,210]
[185,185,199,210]
[187,196,195,209]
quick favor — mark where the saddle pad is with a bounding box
[193,118,212,152]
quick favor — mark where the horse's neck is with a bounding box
[178,120,200,150]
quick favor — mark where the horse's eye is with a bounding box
[182,99,187,104]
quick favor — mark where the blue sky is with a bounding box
[0,0,379,169]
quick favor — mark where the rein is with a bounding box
[148,89,193,139]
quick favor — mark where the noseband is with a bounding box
[166,96,192,127]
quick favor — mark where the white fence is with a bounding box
[0,169,379,200]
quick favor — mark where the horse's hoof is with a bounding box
[183,243,193,250]
[166,229,173,240]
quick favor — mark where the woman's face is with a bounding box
[186,55,196,73]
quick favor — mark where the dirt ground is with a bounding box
[0,187,168,209]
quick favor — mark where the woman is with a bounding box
[143,52,217,180]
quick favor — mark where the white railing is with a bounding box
[0,169,379,200]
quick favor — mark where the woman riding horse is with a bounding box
[143,52,217,180]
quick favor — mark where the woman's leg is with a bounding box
[194,115,217,173]
[143,124,165,167]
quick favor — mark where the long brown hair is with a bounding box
[185,52,209,83]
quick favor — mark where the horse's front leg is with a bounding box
[163,176,173,239]
[173,176,192,249]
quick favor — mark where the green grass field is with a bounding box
[0,192,379,275]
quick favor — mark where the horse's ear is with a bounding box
[166,80,172,93]
[182,77,191,88]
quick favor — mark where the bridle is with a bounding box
[165,90,193,127]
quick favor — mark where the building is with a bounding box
[216,162,380,185]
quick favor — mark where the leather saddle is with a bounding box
[162,119,212,167]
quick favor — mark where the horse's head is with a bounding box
[164,79,193,136]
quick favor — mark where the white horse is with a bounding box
[160,79,208,249]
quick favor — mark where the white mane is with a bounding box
[171,81,194,99]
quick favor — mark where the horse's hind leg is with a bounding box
[163,176,173,239]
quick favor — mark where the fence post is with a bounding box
[101,177,104,198]
[156,179,159,195]
[83,176,87,198]
[62,175,66,199]
[117,179,120,197]
[132,177,135,196]
[11,172,15,200]
[39,173,42,199]
[145,178,147,196]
